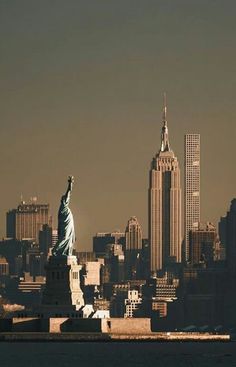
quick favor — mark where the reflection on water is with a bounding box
[0,342,235,367]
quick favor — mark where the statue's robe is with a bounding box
[52,193,75,256]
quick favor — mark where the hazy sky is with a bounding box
[1,0,236,250]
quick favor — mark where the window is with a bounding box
[72,272,78,279]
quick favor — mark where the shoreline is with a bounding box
[0,332,231,342]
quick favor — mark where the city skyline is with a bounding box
[1,1,236,250]
[1,102,234,251]
[2,4,236,366]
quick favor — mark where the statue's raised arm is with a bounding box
[52,176,76,257]
[63,176,74,206]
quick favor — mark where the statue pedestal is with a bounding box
[42,256,84,310]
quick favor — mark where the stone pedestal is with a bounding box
[42,256,84,310]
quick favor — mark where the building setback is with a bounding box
[148,97,182,275]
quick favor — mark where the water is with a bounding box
[0,342,236,367]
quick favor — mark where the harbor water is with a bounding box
[0,341,236,367]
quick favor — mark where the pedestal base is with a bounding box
[42,256,84,310]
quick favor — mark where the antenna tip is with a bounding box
[163,92,167,106]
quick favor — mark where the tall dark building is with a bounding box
[107,244,125,283]
[0,238,33,275]
[39,224,53,256]
[218,216,227,248]
[93,231,125,257]
[125,216,142,279]
[6,199,52,243]
[189,222,218,265]
[222,199,236,273]
[181,265,226,328]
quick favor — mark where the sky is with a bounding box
[0,0,236,250]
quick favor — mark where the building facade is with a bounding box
[189,222,218,265]
[124,290,142,318]
[39,224,53,256]
[125,216,142,279]
[93,231,125,257]
[148,99,182,275]
[7,199,51,243]
[0,256,9,276]
[184,134,200,262]
[110,288,142,318]
[125,216,142,251]
[105,244,125,283]
[222,199,236,274]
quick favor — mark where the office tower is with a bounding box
[26,248,45,276]
[182,266,226,327]
[148,97,182,275]
[222,199,236,273]
[125,216,142,251]
[125,216,142,279]
[139,239,150,280]
[189,222,218,265]
[218,217,227,260]
[218,216,227,248]
[39,224,53,256]
[184,134,200,262]
[107,244,125,282]
[93,231,125,257]
[6,199,52,243]
[0,238,33,275]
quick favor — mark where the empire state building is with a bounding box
[148,98,182,275]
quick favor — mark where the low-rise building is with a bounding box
[124,290,142,318]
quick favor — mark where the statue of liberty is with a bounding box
[52,176,75,257]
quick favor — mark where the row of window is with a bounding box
[50,271,79,280]
[51,271,65,280]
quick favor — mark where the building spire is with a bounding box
[163,92,167,124]
[160,92,170,152]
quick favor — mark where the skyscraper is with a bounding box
[6,199,52,243]
[125,216,142,251]
[125,216,142,279]
[222,199,236,274]
[148,97,182,275]
[39,224,53,256]
[189,222,218,265]
[184,134,200,261]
